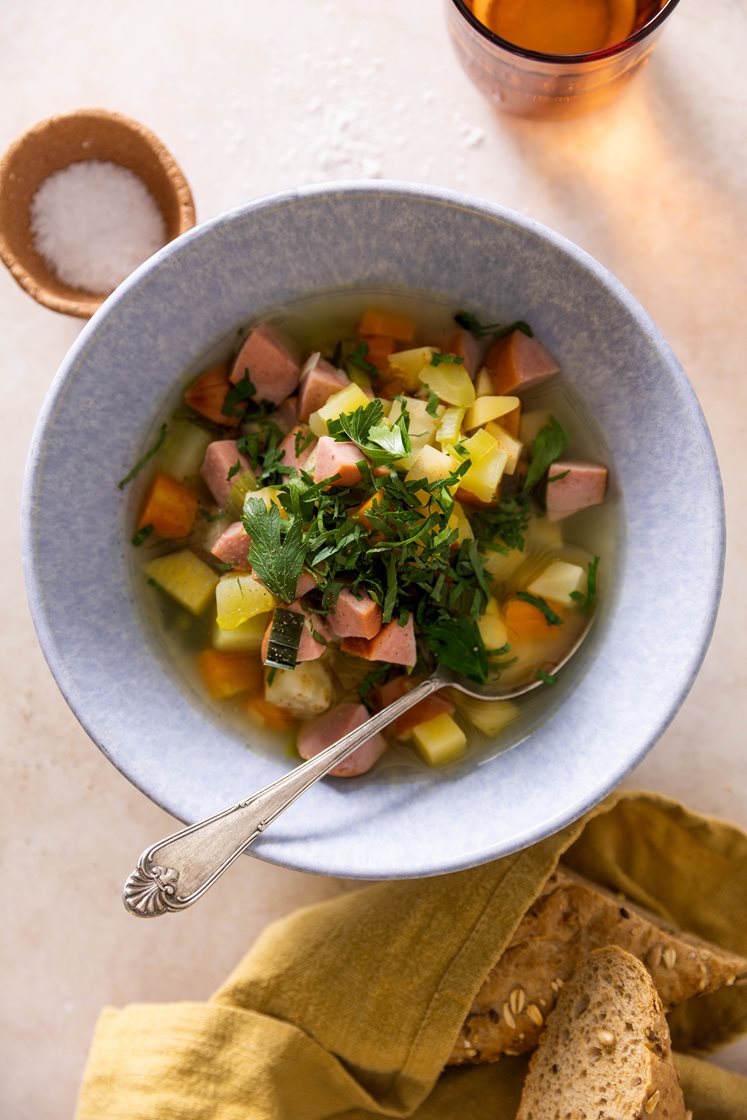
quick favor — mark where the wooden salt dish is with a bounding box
[0,108,196,318]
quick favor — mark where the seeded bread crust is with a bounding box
[449,866,747,1065]
[516,946,688,1120]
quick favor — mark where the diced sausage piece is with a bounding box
[545,460,608,521]
[297,701,387,778]
[261,601,330,663]
[269,395,298,435]
[295,571,317,598]
[342,615,417,668]
[278,425,317,471]
[313,438,367,487]
[297,354,349,421]
[230,323,301,405]
[200,440,253,507]
[184,364,238,427]
[328,588,383,640]
[210,522,251,568]
[446,329,482,378]
[484,330,560,396]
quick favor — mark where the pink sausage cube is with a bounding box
[313,438,367,487]
[210,522,251,568]
[278,425,317,471]
[297,701,387,778]
[546,460,608,521]
[269,395,299,435]
[342,615,417,668]
[297,354,349,422]
[201,440,253,507]
[230,323,301,406]
[328,588,383,640]
[295,571,318,598]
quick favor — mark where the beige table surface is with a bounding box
[2,1,746,1115]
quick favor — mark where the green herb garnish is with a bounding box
[131,524,154,547]
[344,341,378,381]
[226,461,242,482]
[327,400,411,465]
[421,615,490,683]
[454,311,533,340]
[357,664,392,707]
[516,591,564,627]
[198,508,224,522]
[117,423,167,490]
[425,389,441,417]
[523,417,569,494]
[570,556,600,614]
[222,370,256,417]
[430,352,465,367]
[243,498,306,603]
[535,668,558,685]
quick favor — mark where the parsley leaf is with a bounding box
[425,389,441,417]
[328,401,411,465]
[118,423,167,490]
[454,311,534,340]
[421,615,490,683]
[535,668,558,685]
[430,352,465,367]
[516,591,563,626]
[570,556,600,614]
[131,524,154,547]
[243,498,306,603]
[522,417,569,494]
[222,370,256,417]
[344,341,378,382]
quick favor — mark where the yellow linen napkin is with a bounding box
[76,791,747,1119]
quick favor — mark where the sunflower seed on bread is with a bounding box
[449,866,747,1065]
[516,946,687,1120]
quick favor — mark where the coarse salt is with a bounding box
[30,160,166,294]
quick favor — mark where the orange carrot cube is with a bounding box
[197,650,263,700]
[184,363,238,427]
[138,472,198,539]
[504,597,565,642]
[358,309,416,343]
[246,696,296,731]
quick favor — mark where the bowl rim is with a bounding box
[22,179,725,878]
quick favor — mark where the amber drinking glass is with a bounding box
[446,0,682,119]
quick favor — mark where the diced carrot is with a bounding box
[138,472,198,539]
[246,696,296,731]
[456,483,503,509]
[504,597,566,642]
[375,674,413,707]
[495,402,521,438]
[360,335,397,371]
[354,492,386,530]
[379,377,407,400]
[358,309,417,343]
[184,363,238,427]
[197,650,263,700]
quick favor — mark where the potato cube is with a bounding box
[485,421,523,475]
[144,549,219,615]
[419,362,476,408]
[463,396,521,431]
[453,695,519,737]
[412,713,467,766]
[215,573,277,630]
[211,613,271,653]
[527,560,586,606]
[309,384,371,437]
[387,346,434,391]
[265,661,333,718]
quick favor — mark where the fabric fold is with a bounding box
[76,791,747,1120]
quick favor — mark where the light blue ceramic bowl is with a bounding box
[22,183,724,878]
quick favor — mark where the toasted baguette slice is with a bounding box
[516,947,687,1120]
[450,866,747,1065]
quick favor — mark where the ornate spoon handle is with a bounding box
[123,672,447,917]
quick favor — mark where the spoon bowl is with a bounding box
[123,613,595,917]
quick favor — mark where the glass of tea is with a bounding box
[446,0,682,119]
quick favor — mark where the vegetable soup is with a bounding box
[123,292,615,777]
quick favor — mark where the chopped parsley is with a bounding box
[344,341,378,381]
[430,352,464,367]
[570,556,600,614]
[131,524,154,547]
[535,668,558,685]
[226,460,242,482]
[454,311,534,340]
[327,400,411,465]
[516,591,563,627]
[238,420,292,486]
[419,615,489,683]
[523,417,569,494]
[118,423,167,490]
[425,389,441,417]
[222,370,257,417]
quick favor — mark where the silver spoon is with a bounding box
[123,621,592,917]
